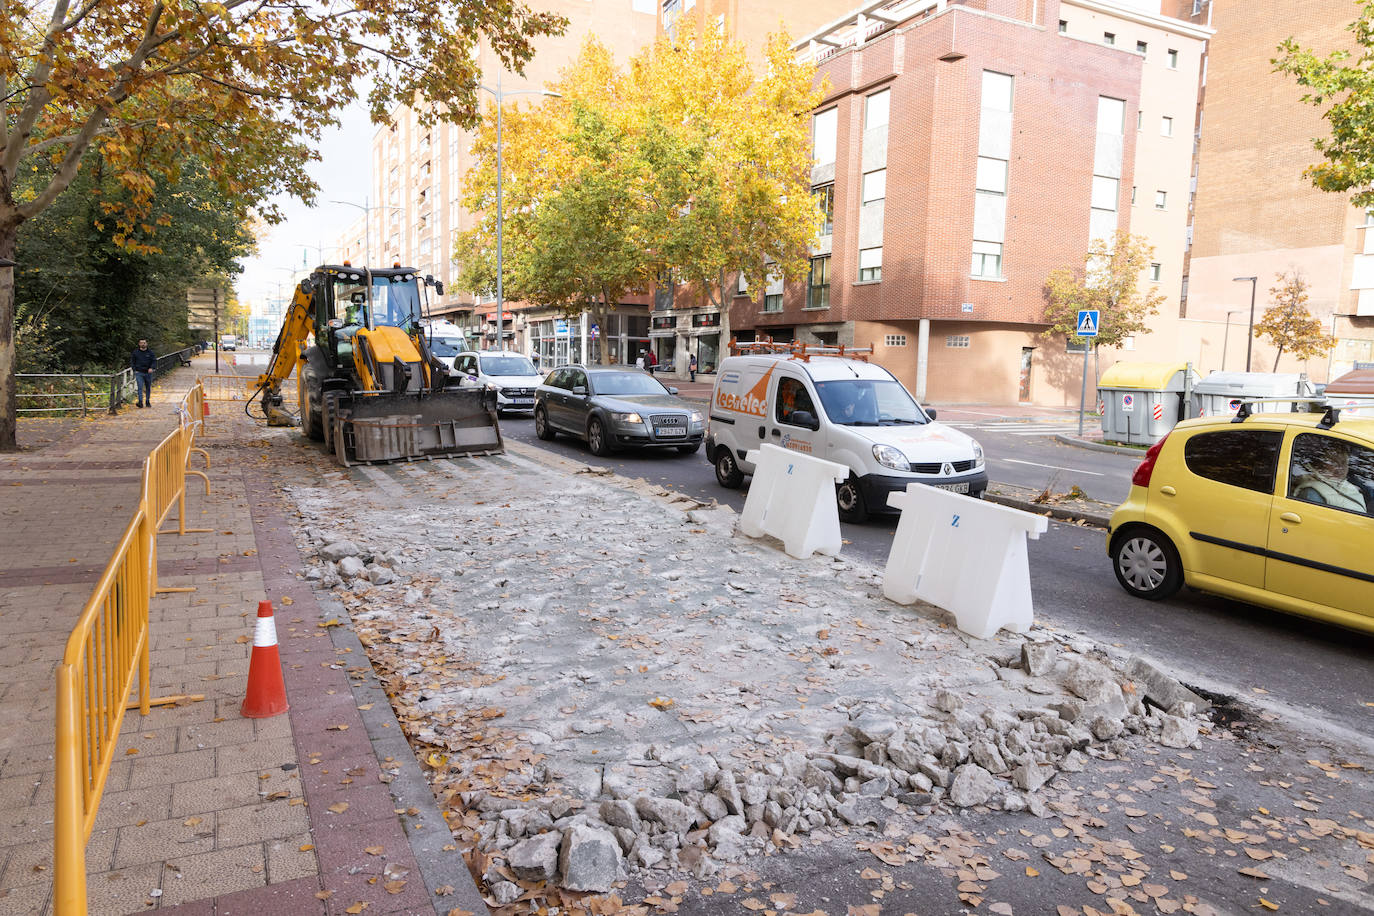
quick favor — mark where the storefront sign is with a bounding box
[484,311,515,322]
[691,312,721,329]
[554,319,570,337]
[651,316,676,331]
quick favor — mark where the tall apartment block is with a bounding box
[728,0,1210,404]
[1167,0,1374,379]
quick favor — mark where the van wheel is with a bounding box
[535,406,557,441]
[1111,528,1183,600]
[715,448,744,489]
[837,476,868,523]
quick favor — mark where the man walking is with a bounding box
[131,338,156,407]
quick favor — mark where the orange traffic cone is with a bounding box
[241,600,289,718]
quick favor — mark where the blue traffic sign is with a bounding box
[1076,309,1100,338]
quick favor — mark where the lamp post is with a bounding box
[476,73,561,350]
[330,198,405,267]
[1233,276,1258,371]
[1221,309,1241,371]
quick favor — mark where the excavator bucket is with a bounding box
[333,387,502,465]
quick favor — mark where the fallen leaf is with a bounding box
[125,748,139,756]
[384,880,406,894]
[281,596,294,605]
[299,844,314,852]
[182,817,202,827]
[1025,867,1039,877]
[649,697,676,710]
[318,619,341,628]
[742,898,767,911]
[1245,848,1274,861]
[989,905,1013,916]
[327,802,349,814]
[327,724,349,731]
[315,890,333,900]
[365,846,384,856]
[345,904,366,914]
[1258,899,1278,911]
[1238,868,1270,880]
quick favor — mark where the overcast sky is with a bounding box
[234,102,376,315]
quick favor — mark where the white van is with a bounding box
[706,352,987,521]
[423,319,470,369]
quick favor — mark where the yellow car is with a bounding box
[1107,404,1374,635]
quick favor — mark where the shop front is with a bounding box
[688,311,722,375]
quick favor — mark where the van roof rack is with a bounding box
[1231,396,1334,425]
[728,337,873,362]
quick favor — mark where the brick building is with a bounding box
[1166,0,1374,379]
[727,0,1210,404]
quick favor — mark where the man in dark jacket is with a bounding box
[131,339,156,407]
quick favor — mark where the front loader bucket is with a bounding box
[339,388,502,465]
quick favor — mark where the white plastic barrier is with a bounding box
[882,484,1049,639]
[738,444,850,559]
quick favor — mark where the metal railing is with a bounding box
[17,346,201,416]
[52,379,211,916]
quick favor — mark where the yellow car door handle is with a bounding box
[1160,486,1177,496]
[1279,512,1302,523]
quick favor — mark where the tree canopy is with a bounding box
[453,23,821,361]
[1042,232,1165,350]
[1253,271,1335,370]
[1275,5,1374,209]
[0,0,568,447]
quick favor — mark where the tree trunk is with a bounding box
[0,218,20,451]
[1273,347,1284,373]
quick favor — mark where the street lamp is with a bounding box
[476,73,561,350]
[330,198,405,267]
[1221,309,1242,371]
[1233,276,1258,372]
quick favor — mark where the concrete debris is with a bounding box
[1158,714,1201,749]
[948,764,998,808]
[1125,656,1212,714]
[1020,641,1057,676]
[336,556,366,579]
[506,832,561,882]
[559,825,623,893]
[318,539,361,562]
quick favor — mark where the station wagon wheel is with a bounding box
[1111,528,1183,600]
[534,406,557,441]
[836,475,868,524]
[715,447,744,488]
[587,416,615,456]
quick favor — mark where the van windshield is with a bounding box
[430,336,466,358]
[814,379,927,426]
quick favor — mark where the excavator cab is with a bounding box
[253,264,501,465]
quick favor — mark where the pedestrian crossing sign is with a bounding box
[1076,309,1100,338]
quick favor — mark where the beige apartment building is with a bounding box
[1166,0,1374,380]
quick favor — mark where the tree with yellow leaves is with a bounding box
[1254,271,1335,371]
[0,0,567,449]
[454,22,821,362]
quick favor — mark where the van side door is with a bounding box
[766,373,823,456]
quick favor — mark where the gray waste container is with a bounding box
[1097,361,1199,445]
[1191,371,1314,418]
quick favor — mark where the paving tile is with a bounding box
[209,875,325,916]
[0,878,51,916]
[112,747,216,792]
[84,860,165,916]
[216,736,298,776]
[89,782,174,831]
[171,771,294,819]
[112,812,217,869]
[177,717,258,751]
[155,843,266,908]
[214,801,309,848]
[264,832,319,884]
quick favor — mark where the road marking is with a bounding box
[995,457,1105,476]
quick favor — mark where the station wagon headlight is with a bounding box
[974,444,985,466]
[873,444,910,471]
[613,411,644,425]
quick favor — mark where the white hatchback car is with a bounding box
[454,350,542,414]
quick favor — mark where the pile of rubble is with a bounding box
[284,455,1217,902]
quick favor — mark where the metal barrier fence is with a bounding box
[52,379,211,916]
[18,346,202,416]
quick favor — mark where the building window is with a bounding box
[1136,40,1148,55]
[763,294,783,313]
[1155,190,1167,209]
[1103,32,1115,45]
[807,256,830,309]
[858,247,882,282]
[1161,116,1173,136]
[1137,110,1143,130]
[885,334,908,347]
[814,184,834,234]
[1131,185,1137,204]
[1091,96,1125,242]
[862,169,886,204]
[1058,19,1067,33]
[737,272,748,295]
[946,335,971,349]
[1167,48,1179,68]
[971,241,1002,278]
[1150,262,1162,282]
[976,156,1008,194]
[813,108,837,167]
[866,89,890,129]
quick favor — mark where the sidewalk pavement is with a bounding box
[0,352,483,916]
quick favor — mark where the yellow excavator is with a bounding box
[252,263,502,465]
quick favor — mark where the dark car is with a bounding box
[534,365,705,456]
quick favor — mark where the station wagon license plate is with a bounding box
[935,482,969,493]
[655,426,686,437]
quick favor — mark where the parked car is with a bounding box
[534,365,705,455]
[454,350,541,414]
[1108,404,1374,635]
[706,350,986,522]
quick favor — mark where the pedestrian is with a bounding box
[635,351,645,370]
[689,352,698,383]
[646,348,658,374]
[131,338,156,408]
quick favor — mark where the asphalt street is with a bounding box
[501,415,1374,745]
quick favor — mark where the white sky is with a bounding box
[235,101,376,315]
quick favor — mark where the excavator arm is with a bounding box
[254,279,315,426]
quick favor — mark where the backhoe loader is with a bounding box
[253,264,502,465]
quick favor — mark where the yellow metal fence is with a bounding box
[53,380,213,916]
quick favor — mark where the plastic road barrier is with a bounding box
[882,484,1049,639]
[738,444,850,559]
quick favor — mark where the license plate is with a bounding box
[935,482,970,493]
[655,427,686,437]
[511,398,534,406]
